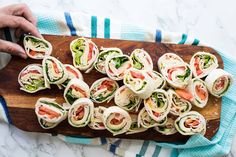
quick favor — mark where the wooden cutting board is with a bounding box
[0,35,223,143]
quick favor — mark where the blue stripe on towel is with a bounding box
[100,137,107,144]
[109,144,117,154]
[152,145,161,157]
[104,18,110,38]
[64,136,93,144]
[137,141,150,157]
[91,16,97,38]
[178,34,187,44]
[109,139,121,154]
[192,38,200,45]
[64,12,77,36]
[0,96,12,124]
[155,29,162,42]
[113,139,122,146]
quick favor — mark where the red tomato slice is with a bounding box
[20,70,40,78]
[51,60,60,74]
[108,67,113,74]
[153,111,159,117]
[110,117,124,125]
[191,120,200,126]
[195,85,207,100]
[29,50,45,56]
[127,64,132,69]
[167,66,185,80]
[175,89,193,101]
[99,123,105,127]
[185,118,200,127]
[98,80,114,91]
[130,70,145,80]
[194,58,203,76]
[39,106,60,119]
[70,85,87,97]
[215,77,225,91]
[87,43,93,62]
[75,106,84,120]
[66,66,79,78]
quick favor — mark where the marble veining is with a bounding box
[0,0,236,156]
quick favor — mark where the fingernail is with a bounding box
[39,34,44,39]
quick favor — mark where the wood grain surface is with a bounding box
[0,35,223,143]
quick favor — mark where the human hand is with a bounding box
[0,4,43,59]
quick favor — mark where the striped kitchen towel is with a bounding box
[0,10,236,157]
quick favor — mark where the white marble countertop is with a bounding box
[0,0,236,157]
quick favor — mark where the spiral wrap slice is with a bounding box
[130,49,153,70]
[62,64,83,87]
[190,52,218,78]
[114,85,142,111]
[105,54,132,80]
[42,56,68,85]
[70,37,99,72]
[103,106,132,136]
[174,111,206,135]
[35,98,67,125]
[205,69,233,98]
[90,77,119,103]
[18,64,47,93]
[64,78,90,105]
[94,47,123,74]
[68,98,94,127]
[23,35,52,59]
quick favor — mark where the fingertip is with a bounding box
[19,53,28,59]
[38,33,44,39]
[32,31,43,39]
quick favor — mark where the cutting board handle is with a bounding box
[0,96,12,124]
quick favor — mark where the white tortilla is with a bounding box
[94,47,123,74]
[205,68,233,97]
[105,54,132,80]
[189,51,218,78]
[61,64,84,88]
[102,106,132,136]
[167,89,192,115]
[70,37,99,72]
[161,62,192,89]
[157,53,184,72]
[154,117,177,135]
[174,111,206,135]
[144,89,171,122]
[114,85,141,111]
[123,68,156,99]
[137,107,166,129]
[64,78,90,105]
[42,56,68,84]
[188,78,209,108]
[18,64,48,93]
[126,114,147,135]
[90,77,119,103]
[35,97,67,123]
[88,106,107,130]
[130,49,153,71]
[23,35,52,59]
[68,98,94,127]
